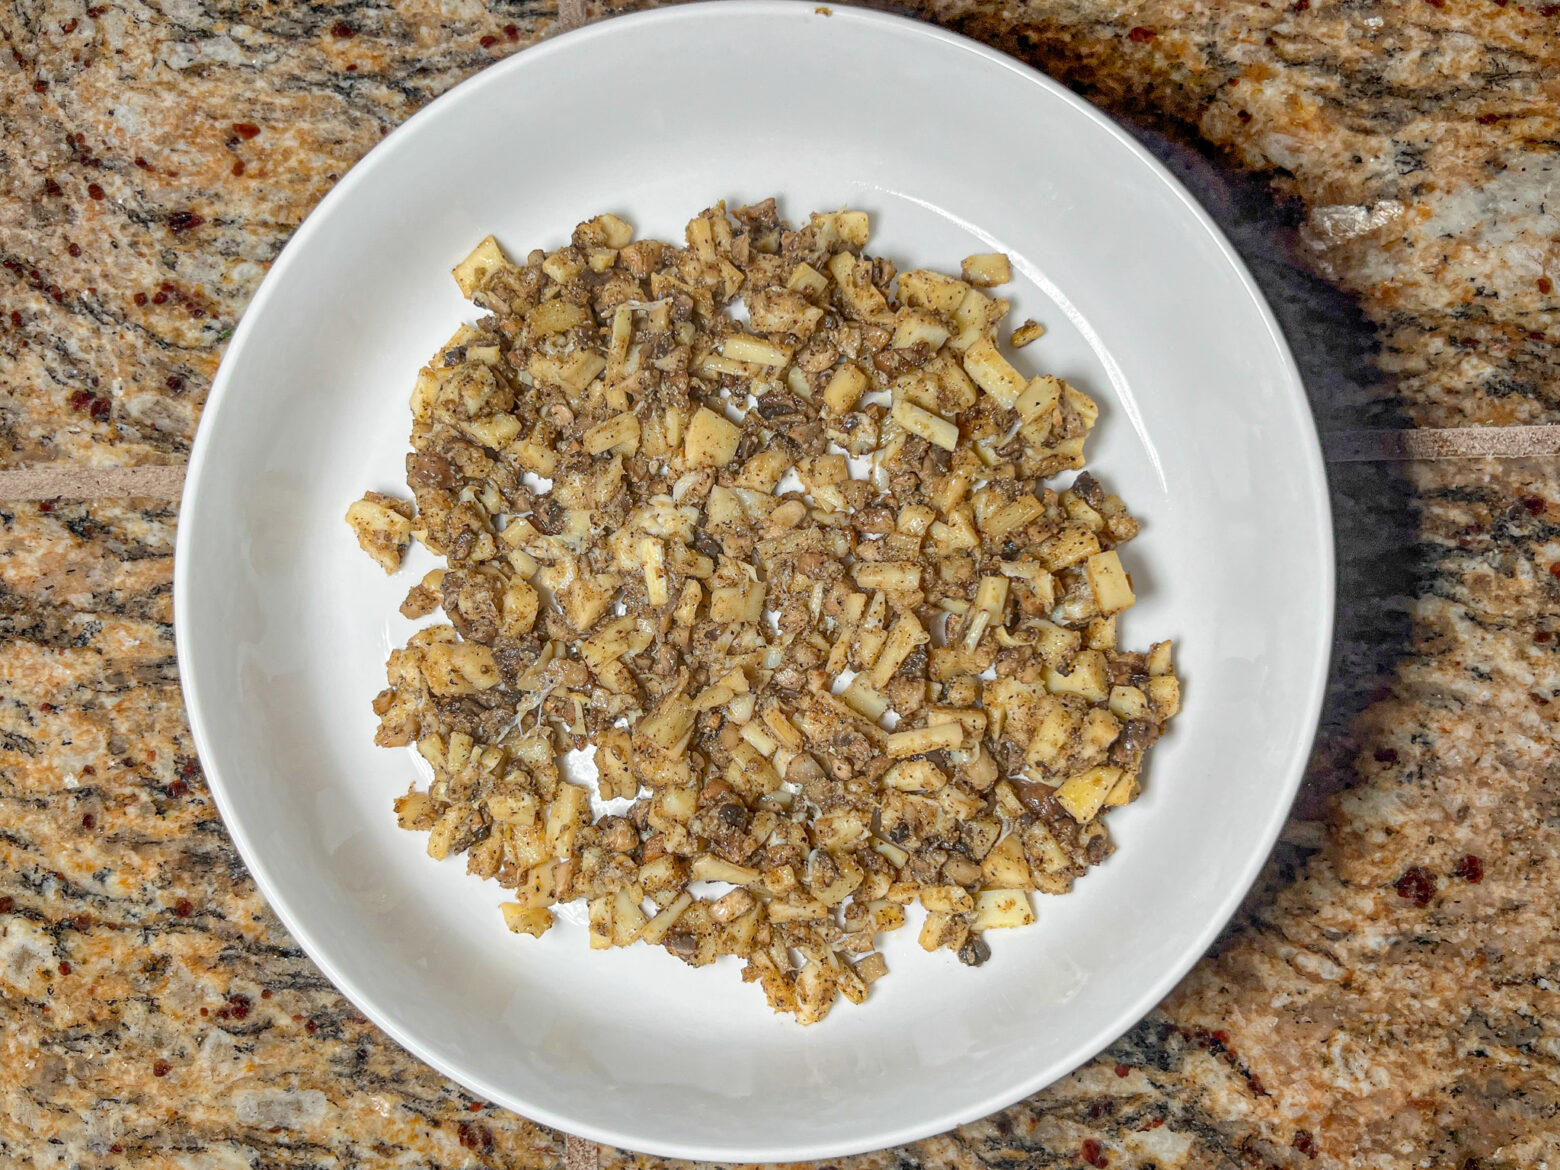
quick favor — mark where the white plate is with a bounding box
[175,3,1333,1159]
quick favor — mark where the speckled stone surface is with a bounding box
[2,1,1558,1167]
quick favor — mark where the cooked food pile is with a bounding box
[346,200,1179,1023]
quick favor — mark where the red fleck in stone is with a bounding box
[173,898,195,918]
[233,122,261,139]
[1237,109,1252,122]
[1522,495,1547,513]
[228,994,252,1020]
[9,311,20,327]
[1142,1117,1164,1130]
[167,211,203,234]
[59,961,72,974]
[346,63,357,71]
[1128,26,1155,41]
[231,159,245,177]
[1424,0,1445,6]
[468,1100,483,1111]
[63,18,78,32]
[1550,563,1560,578]
[69,390,94,412]
[504,23,519,39]
[331,19,356,37]
[0,897,14,914]
[68,242,81,257]
[1536,631,1552,643]
[33,79,48,92]
[1395,866,1436,907]
[134,156,150,169]
[90,398,109,419]
[1541,3,1559,13]
[1292,0,1309,9]
[38,500,55,512]
[82,813,95,829]
[1114,1063,1131,1077]
[168,374,186,391]
[168,778,189,797]
[134,292,148,306]
[189,307,204,318]
[151,292,167,305]
[44,178,62,197]
[1453,854,1484,883]
[83,765,94,775]
[200,1007,208,1016]
[153,1059,171,1077]
[261,989,273,999]
[87,5,105,15]
[1541,277,1555,294]
[480,34,499,47]
[87,182,105,200]
[1080,1138,1108,1168]
[1293,1130,1318,1158]
[305,1019,318,1035]
[1373,747,1399,763]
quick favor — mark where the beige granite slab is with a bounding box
[2,1,1559,1166]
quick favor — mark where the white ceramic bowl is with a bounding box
[175,3,1333,1159]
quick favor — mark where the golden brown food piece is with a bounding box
[355,201,1180,1023]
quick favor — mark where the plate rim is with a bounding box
[174,1,1336,1158]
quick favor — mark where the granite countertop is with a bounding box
[2,1,1558,1166]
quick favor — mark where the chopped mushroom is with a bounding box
[356,201,1181,1023]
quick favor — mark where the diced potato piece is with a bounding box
[529,350,606,395]
[1038,525,1101,570]
[642,891,693,945]
[421,641,502,695]
[973,889,1034,929]
[961,338,1026,408]
[588,894,614,950]
[709,579,765,624]
[612,888,649,946]
[500,904,553,938]
[882,759,948,792]
[840,675,890,721]
[891,400,959,451]
[1109,685,1151,722]
[949,288,1005,351]
[1147,674,1181,718]
[345,493,413,574]
[811,208,870,249]
[1086,550,1136,616]
[920,886,975,914]
[529,299,589,335]
[578,212,634,249]
[980,834,1035,889]
[787,262,830,297]
[918,911,968,953]
[1015,375,1062,420]
[892,308,951,351]
[691,856,760,886]
[1054,765,1124,823]
[583,412,641,456]
[885,722,963,758]
[722,333,792,367]
[899,269,970,314]
[453,234,511,298]
[855,562,922,592]
[961,252,1012,287]
[748,289,825,337]
[822,362,870,414]
[462,413,522,449]
[1148,640,1174,676]
[1045,649,1109,703]
[684,406,741,468]
[1010,318,1045,348]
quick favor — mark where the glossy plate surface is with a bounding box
[175,3,1333,1159]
